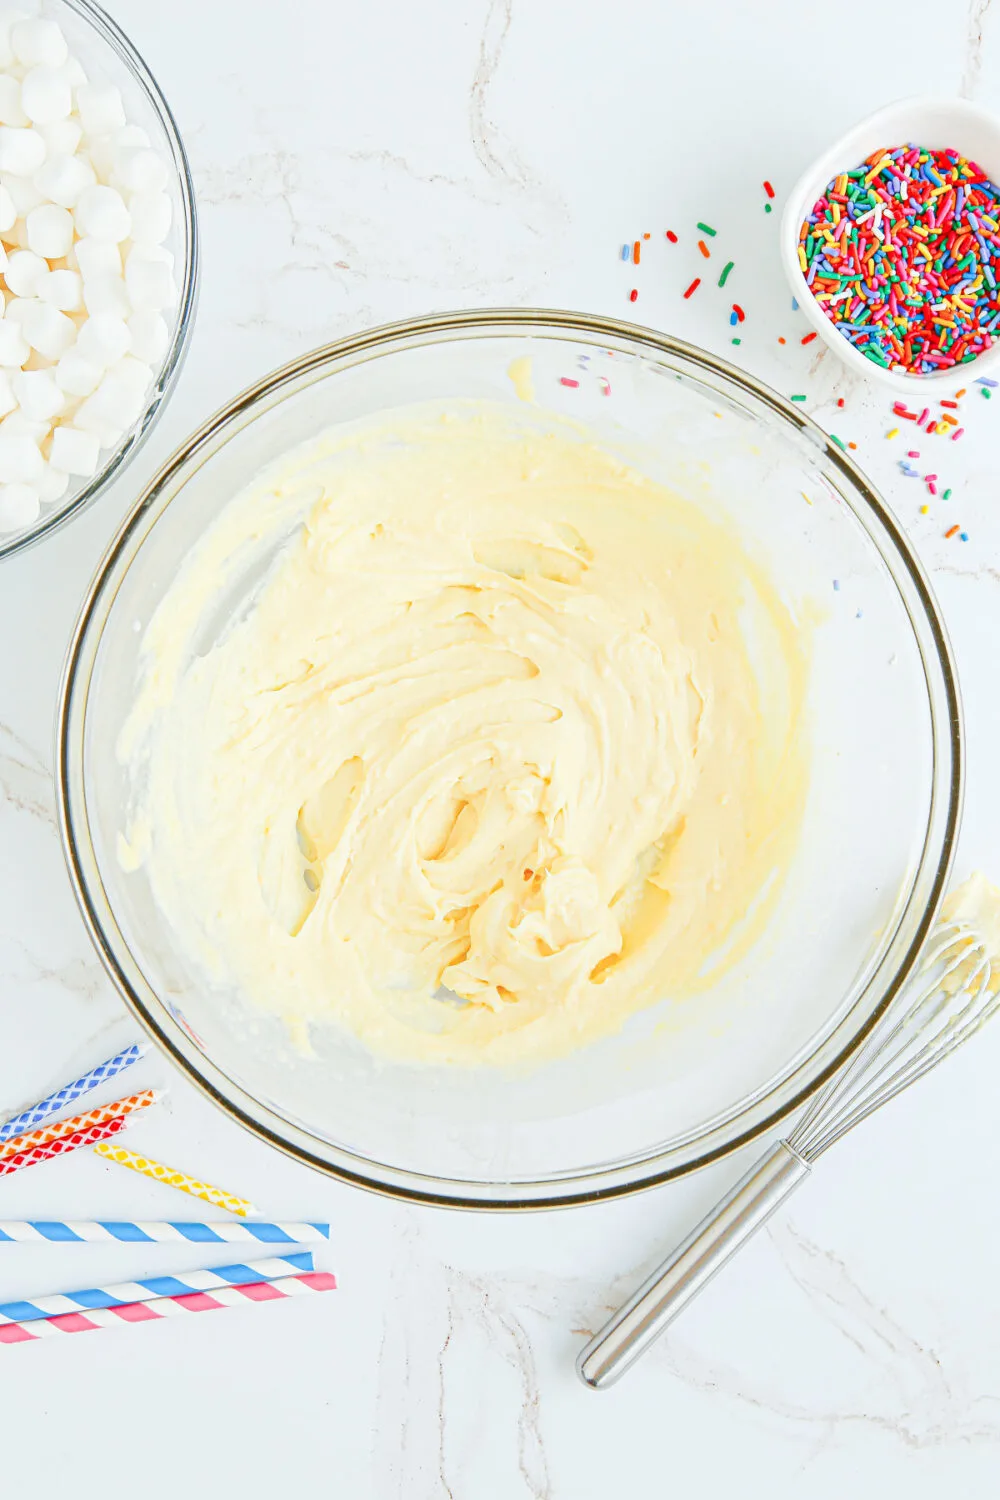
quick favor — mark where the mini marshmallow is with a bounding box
[0,430,43,481]
[76,364,145,430]
[54,348,101,395]
[38,116,80,156]
[74,182,129,241]
[127,190,171,244]
[4,247,45,294]
[11,18,69,69]
[3,293,36,323]
[113,145,168,195]
[0,14,21,72]
[0,317,28,366]
[25,201,72,256]
[0,125,45,175]
[0,73,26,125]
[49,422,98,475]
[0,369,16,416]
[34,150,93,206]
[107,353,152,392]
[2,410,50,443]
[13,366,62,420]
[127,310,168,365]
[21,65,70,124]
[75,311,129,367]
[74,82,125,138]
[2,170,42,214]
[35,462,66,501]
[0,480,39,530]
[19,299,74,358]
[72,235,119,279]
[83,271,128,318]
[0,181,15,230]
[60,54,86,89]
[38,266,81,310]
[124,253,174,311]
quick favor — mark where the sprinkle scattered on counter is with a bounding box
[801,332,818,345]
[717,261,734,287]
[666,230,678,243]
[697,222,718,237]
[684,277,701,299]
[629,288,638,302]
[790,393,807,401]
[698,240,711,258]
[798,145,1000,375]
[559,378,579,388]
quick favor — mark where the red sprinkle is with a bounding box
[837,398,845,407]
[683,278,701,299]
[559,377,579,388]
[633,240,641,265]
[764,180,775,198]
[665,230,678,243]
[801,331,818,345]
[732,303,745,322]
[940,399,959,408]
[629,288,638,303]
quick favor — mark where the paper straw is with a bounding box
[0,1271,337,1344]
[93,1143,256,1216]
[0,1115,131,1178]
[0,1043,145,1144]
[0,1221,329,1244]
[0,1251,315,1322]
[0,1090,157,1162]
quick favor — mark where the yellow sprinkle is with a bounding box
[797,246,808,273]
[886,427,899,439]
[93,1143,256,1216]
[920,504,930,515]
[831,201,841,226]
[801,491,813,506]
[835,174,848,195]
[865,154,891,184]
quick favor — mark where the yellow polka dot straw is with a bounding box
[93,1144,256,1217]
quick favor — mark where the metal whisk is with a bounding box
[577,905,999,1389]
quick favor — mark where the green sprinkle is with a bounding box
[943,488,953,500]
[731,337,741,345]
[764,203,773,213]
[696,222,717,237]
[790,393,807,402]
[718,260,734,287]
[830,434,847,451]
[982,386,992,398]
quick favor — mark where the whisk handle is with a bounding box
[577,1141,810,1389]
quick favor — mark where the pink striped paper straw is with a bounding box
[0,1090,157,1162]
[0,1114,130,1178]
[0,1272,337,1343]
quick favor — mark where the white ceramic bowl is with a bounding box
[781,96,1000,394]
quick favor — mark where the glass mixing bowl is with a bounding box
[0,0,198,561]
[57,309,963,1208]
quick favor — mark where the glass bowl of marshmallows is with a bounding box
[0,0,197,560]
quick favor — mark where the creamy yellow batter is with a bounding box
[119,402,808,1067]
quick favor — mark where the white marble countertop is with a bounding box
[5,0,1000,1492]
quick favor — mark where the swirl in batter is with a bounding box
[119,403,807,1066]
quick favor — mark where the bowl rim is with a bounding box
[0,0,200,563]
[56,307,965,1210]
[780,94,1000,393]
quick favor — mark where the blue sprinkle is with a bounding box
[791,297,798,311]
[977,376,999,386]
[832,579,840,591]
[960,531,969,541]
[620,244,629,261]
[729,310,738,325]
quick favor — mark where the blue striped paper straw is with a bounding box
[0,1251,315,1322]
[0,1222,330,1244]
[0,1043,146,1144]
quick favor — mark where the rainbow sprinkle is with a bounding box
[799,145,1000,375]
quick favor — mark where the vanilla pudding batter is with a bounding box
[119,403,807,1067]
